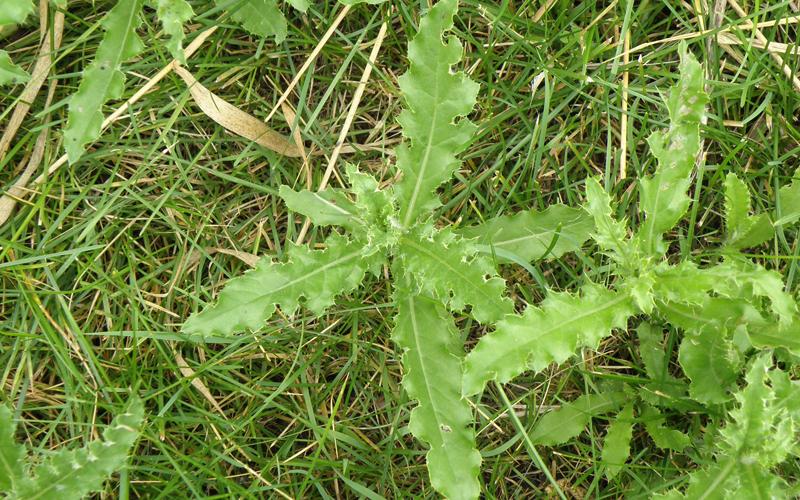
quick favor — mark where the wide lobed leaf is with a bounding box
[183,234,382,339]
[463,283,635,396]
[636,45,708,257]
[394,0,480,228]
[602,403,634,479]
[392,284,481,500]
[14,397,143,499]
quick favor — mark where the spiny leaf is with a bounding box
[528,391,627,446]
[279,187,358,229]
[153,0,193,63]
[463,283,635,396]
[723,173,773,251]
[584,177,637,268]
[344,164,396,243]
[394,0,479,228]
[0,51,29,86]
[14,397,143,499]
[665,356,797,498]
[659,260,798,325]
[0,0,34,25]
[641,404,690,451]
[279,166,395,244]
[678,327,740,404]
[0,406,26,493]
[656,297,766,355]
[220,0,287,42]
[399,228,513,324]
[636,44,708,256]
[708,261,797,325]
[392,285,481,500]
[457,205,593,263]
[602,403,634,479]
[182,234,383,339]
[63,0,145,163]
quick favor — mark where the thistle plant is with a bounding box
[0,398,143,499]
[183,0,590,496]
[462,44,800,495]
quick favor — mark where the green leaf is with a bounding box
[394,0,480,228]
[529,391,627,446]
[153,0,193,63]
[602,403,634,479]
[636,322,688,406]
[723,173,773,251]
[0,0,34,25]
[14,397,143,499]
[220,0,288,42]
[775,169,800,226]
[279,186,358,228]
[344,164,396,243]
[0,406,26,493]
[392,285,481,500]
[399,228,513,324]
[338,0,387,4]
[652,261,716,306]
[457,205,593,263]
[63,0,145,163]
[463,283,634,396]
[656,296,765,335]
[584,177,637,268]
[287,0,310,11]
[666,356,798,498]
[0,51,29,86]
[641,404,690,451]
[708,261,797,325]
[637,322,668,381]
[678,327,740,404]
[769,368,800,418]
[182,234,382,339]
[748,322,800,357]
[635,45,708,256]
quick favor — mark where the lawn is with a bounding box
[2,0,800,498]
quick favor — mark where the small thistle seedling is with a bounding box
[0,398,143,499]
[183,0,591,497]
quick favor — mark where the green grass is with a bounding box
[3,0,800,497]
